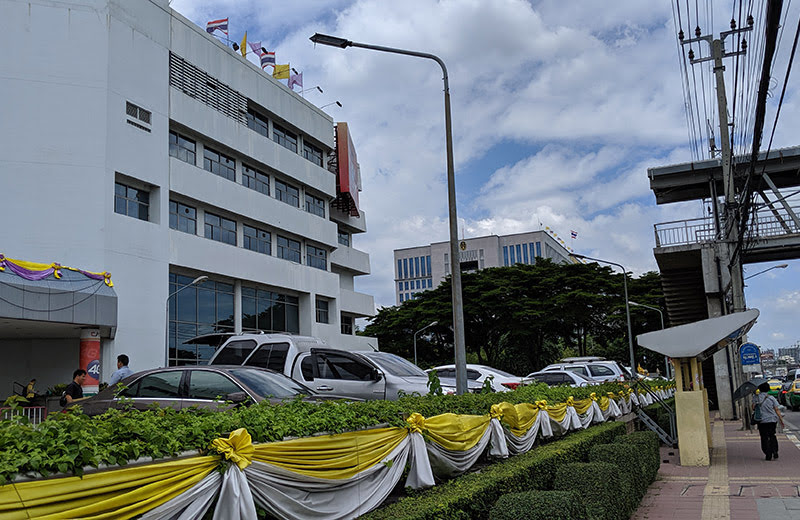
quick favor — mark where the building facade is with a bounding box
[393,231,573,304]
[0,0,375,394]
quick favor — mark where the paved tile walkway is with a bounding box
[632,416,800,520]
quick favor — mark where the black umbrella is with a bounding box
[732,377,768,401]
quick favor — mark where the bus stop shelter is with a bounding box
[637,309,759,466]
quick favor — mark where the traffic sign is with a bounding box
[740,342,760,365]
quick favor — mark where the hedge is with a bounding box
[489,490,586,520]
[554,462,626,520]
[361,421,626,520]
[588,443,644,514]
[615,430,660,482]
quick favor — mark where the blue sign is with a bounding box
[740,343,760,365]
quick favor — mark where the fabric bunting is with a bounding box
[261,51,276,69]
[0,254,113,286]
[273,64,290,79]
[289,71,303,90]
[206,18,228,36]
[248,41,263,56]
[0,388,674,520]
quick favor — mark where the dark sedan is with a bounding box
[74,365,346,416]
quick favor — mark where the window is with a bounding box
[503,246,509,266]
[242,224,271,255]
[341,315,353,335]
[564,366,589,377]
[303,141,323,166]
[426,256,431,275]
[403,258,408,279]
[305,193,325,218]
[272,123,297,152]
[243,343,290,373]
[509,245,516,264]
[338,230,350,247]
[399,294,404,303]
[318,353,374,381]
[398,282,403,291]
[246,108,269,137]
[204,212,236,245]
[307,245,327,270]
[316,299,329,323]
[588,365,615,377]
[241,288,299,334]
[114,182,149,221]
[421,256,426,276]
[203,147,235,181]
[516,244,522,263]
[129,372,182,398]
[126,101,151,132]
[397,259,402,279]
[277,236,301,263]
[523,243,529,264]
[187,371,242,400]
[242,165,269,195]
[212,340,257,365]
[415,257,420,278]
[169,131,196,164]
[169,201,197,234]
[275,179,299,207]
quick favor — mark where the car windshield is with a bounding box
[229,368,310,398]
[483,367,516,378]
[363,352,427,377]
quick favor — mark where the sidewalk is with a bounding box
[632,414,800,520]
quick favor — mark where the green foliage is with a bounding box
[588,443,644,514]
[363,260,666,375]
[481,375,495,394]
[615,430,661,482]
[362,421,626,520]
[554,462,627,520]
[489,490,586,520]
[0,382,625,484]
[426,370,443,396]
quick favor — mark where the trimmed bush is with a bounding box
[489,490,586,520]
[588,443,644,514]
[554,462,626,520]
[615,430,660,482]
[361,421,626,520]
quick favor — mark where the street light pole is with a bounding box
[413,321,438,366]
[165,275,208,367]
[629,300,669,378]
[571,253,636,380]
[310,33,468,394]
[744,263,788,280]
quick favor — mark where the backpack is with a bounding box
[752,395,763,423]
[59,391,67,407]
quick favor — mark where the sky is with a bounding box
[169,0,800,352]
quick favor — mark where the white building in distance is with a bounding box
[0,0,376,394]
[393,231,574,304]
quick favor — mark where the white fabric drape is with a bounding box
[405,432,435,489]
[503,409,553,455]
[578,401,605,428]
[140,471,221,520]
[550,406,582,435]
[215,465,257,520]
[602,398,622,420]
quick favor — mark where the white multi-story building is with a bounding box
[0,0,376,393]
[394,231,573,304]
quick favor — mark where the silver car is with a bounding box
[523,370,597,388]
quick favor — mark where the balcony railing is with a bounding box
[1,406,47,426]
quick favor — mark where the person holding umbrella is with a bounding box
[753,381,784,461]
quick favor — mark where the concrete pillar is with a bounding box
[80,328,101,395]
[703,246,735,419]
[675,357,711,466]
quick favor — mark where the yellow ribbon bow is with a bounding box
[490,404,504,420]
[607,392,616,399]
[406,412,426,434]
[566,396,575,407]
[103,272,114,287]
[211,428,255,470]
[535,400,548,410]
[590,392,598,401]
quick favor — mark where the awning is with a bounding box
[636,309,759,362]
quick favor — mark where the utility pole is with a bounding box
[682,21,751,427]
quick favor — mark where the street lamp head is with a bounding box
[429,321,438,327]
[310,33,352,48]
[320,101,342,109]
[778,264,789,269]
[190,275,209,286]
[628,301,641,307]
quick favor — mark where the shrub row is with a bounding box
[361,421,627,520]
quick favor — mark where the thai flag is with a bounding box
[570,230,578,239]
[261,51,276,69]
[206,18,228,36]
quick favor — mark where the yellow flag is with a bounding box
[273,64,290,79]
[240,32,247,57]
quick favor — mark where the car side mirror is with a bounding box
[226,391,249,403]
[372,369,383,382]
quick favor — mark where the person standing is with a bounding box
[108,354,132,387]
[62,369,87,406]
[754,382,784,461]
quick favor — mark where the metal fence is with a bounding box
[1,406,47,425]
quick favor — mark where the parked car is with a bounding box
[205,333,482,400]
[787,380,800,411]
[522,370,597,388]
[75,365,346,416]
[426,364,523,392]
[541,356,627,382]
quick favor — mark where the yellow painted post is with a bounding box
[674,356,711,466]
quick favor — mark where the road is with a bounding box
[783,405,800,434]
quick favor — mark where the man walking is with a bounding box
[62,369,86,406]
[108,354,133,387]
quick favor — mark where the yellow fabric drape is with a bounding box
[546,403,568,423]
[422,413,491,451]
[211,428,255,470]
[493,402,540,436]
[598,396,610,411]
[0,456,217,520]
[252,427,407,480]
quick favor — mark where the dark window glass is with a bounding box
[301,357,315,380]
[272,123,297,152]
[267,343,289,372]
[169,200,197,234]
[114,182,149,221]
[240,289,299,334]
[243,224,271,255]
[212,340,257,365]
[242,164,269,195]
[246,108,269,137]
[305,193,325,218]
[187,370,242,400]
[275,180,299,207]
[320,354,374,381]
[467,369,481,380]
[306,245,327,270]
[134,372,182,398]
[302,141,323,166]
[169,131,196,164]
[316,299,329,323]
[338,230,350,247]
[588,365,615,377]
[277,236,301,263]
[204,212,236,245]
[341,315,353,335]
[203,147,235,181]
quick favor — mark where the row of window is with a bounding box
[399,293,422,303]
[246,107,324,167]
[169,130,327,219]
[502,242,542,267]
[398,279,432,292]
[397,255,432,280]
[168,199,327,270]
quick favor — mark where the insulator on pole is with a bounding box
[730,19,737,29]
[695,26,701,37]
[679,29,685,41]
[688,48,695,60]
